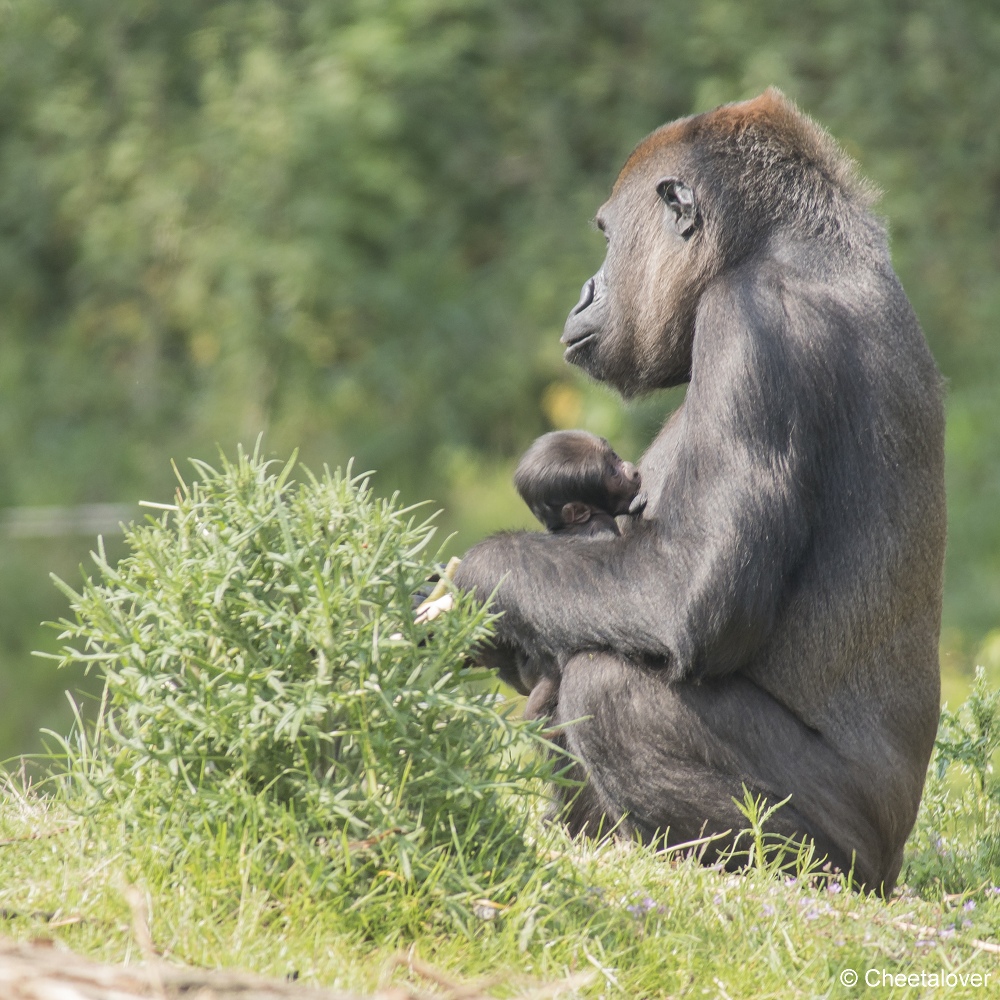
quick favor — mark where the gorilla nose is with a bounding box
[623,462,640,484]
[570,277,595,316]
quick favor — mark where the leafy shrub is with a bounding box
[904,667,1000,894]
[41,444,570,930]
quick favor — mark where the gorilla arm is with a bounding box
[454,265,819,682]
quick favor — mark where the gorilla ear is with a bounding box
[656,177,698,238]
[561,502,593,525]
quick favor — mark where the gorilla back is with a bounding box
[454,90,946,893]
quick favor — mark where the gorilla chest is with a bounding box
[637,409,687,516]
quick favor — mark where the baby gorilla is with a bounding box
[512,430,644,719]
[514,430,644,536]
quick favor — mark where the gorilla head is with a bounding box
[562,88,877,398]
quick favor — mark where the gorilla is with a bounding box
[514,430,645,537]
[453,89,946,893]
[512,430,644,720]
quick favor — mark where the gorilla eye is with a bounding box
[595,217,610,243]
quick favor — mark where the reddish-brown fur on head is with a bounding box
[562,89,884,398]
[617,88,877,210]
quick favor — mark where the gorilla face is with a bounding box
[561,141,715,398]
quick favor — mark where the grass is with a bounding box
[2,445,1000,998]
[2,780,1000,998]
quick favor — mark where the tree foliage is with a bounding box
[2,0,1000,751]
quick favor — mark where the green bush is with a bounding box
[40,444,571,932]
[904,668,1000,895]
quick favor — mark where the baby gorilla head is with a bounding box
[514,430,644,535]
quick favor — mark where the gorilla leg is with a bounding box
[524,675,560,720]
[555,651,891,890]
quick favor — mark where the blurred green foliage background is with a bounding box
[1,0,999,757]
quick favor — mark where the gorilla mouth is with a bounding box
[563,330,598,360]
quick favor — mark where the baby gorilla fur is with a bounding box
[513,430,644,719]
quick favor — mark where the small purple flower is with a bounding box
[761,903,775,916]
[627,895,661,918]
[713,894,723,905]
[828,882,842,894]
[784,877,797,888]
[940,928,956,939]
[963,900,976,911]
[963,919,974,929]
[985,886,1000,897]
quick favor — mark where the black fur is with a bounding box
[454,91,945,893]
[512,430,642,716]
[514,430,643,535]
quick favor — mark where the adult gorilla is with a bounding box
[453,89,945,893]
